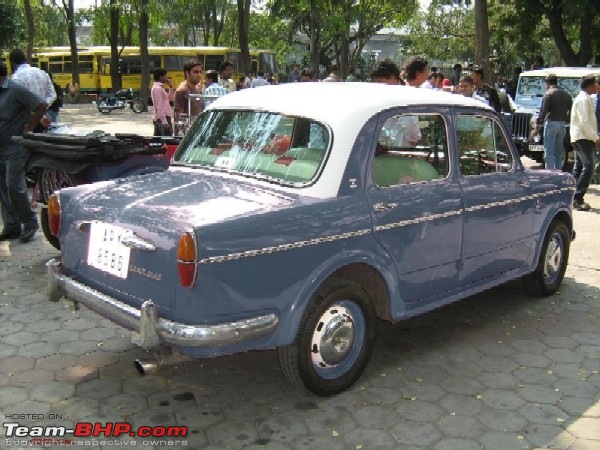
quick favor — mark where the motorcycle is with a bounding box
[97,88,145,114]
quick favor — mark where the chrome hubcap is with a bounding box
[544,235,562,278]
[311,305,355,368]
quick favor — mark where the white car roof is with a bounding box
[205,82,493,199]
[519,66,600,78]
[209,82,491,127]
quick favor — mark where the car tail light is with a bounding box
[47,195,61,236]
[177,231,197,287]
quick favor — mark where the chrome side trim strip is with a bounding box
[197,186,572,265]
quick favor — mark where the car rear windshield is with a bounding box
[172,110,330,185]
[517,76,581,98]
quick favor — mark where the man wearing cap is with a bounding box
[533,74,572,170]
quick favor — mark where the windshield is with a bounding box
[517,76,582,98]
[173,110,330,185]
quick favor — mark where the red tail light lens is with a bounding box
[177,232,197,287]
[47,195,61,236]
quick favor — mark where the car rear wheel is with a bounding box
[277,278,375,396]
[522,220,570,296]
[38,168,82,250]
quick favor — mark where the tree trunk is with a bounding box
[339,33,349,79]
[237,0,251,73]
[110,0,121,92]
[474,0,492,84]
[545,2,593,66]
[23,0,35,61]
[65,0,80,86]
[309,0,320,75]
[139,0,150,112]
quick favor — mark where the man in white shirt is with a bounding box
[250,72,269,88]
[570,75,600,211]
[9,49,56,132]
[9,49,56,105]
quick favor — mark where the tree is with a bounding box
[52,0,80,86]
[406,2,475,63]
[237,0,251,73]
[525,0,599,66]
[271,0,418,77]
[139,0,150,111]
[0,1,24,51]
[473,0,492,82]
[23,0,35,59]
[342,0,418,74]
[110,0,121,91]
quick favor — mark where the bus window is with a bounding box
[79,55,94,73]
[164,55,187,71]
[225,52,240,73]
[121,56,142,74]
[49,56,63,74]
[205,55,222,72]
[101,58,111,75]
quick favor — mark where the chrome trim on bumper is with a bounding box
[47,259,279,350]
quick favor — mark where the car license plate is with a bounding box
[87,222,131,278]
[529,144,544,152]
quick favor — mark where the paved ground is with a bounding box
[0,104,599,450]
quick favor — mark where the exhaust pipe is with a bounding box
[134,358,159,375]
[134,350,190,376]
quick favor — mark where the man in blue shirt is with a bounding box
[0,63,48,242]
[203,70,229,107]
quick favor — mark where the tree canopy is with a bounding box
[3,0,599,79]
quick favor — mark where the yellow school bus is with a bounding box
[31,46,278,94]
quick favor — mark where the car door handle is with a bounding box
[518,179,530,188]
[373,202,398,212]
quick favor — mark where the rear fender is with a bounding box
[274,248,398,346]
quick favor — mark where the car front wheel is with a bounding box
[523,220,570,296]
[277,278,375,396]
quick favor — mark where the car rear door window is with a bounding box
[456,116,514,176]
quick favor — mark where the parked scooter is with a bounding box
[97,88,145,114]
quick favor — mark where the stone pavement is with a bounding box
[0,105,599,450]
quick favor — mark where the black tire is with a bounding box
[277,278,375,396]
[522,220,570,296]
[38,168,82,250]
[132,98,145,113]
[97,98,112,114]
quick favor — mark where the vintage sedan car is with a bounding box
[47,83,575,396]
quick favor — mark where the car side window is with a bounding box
[373,114,449,187]
[456,115,514,176]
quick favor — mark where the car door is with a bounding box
[367,110,464,307]
[455,111,534,287]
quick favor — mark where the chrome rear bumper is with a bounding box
[47,259,278,350]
